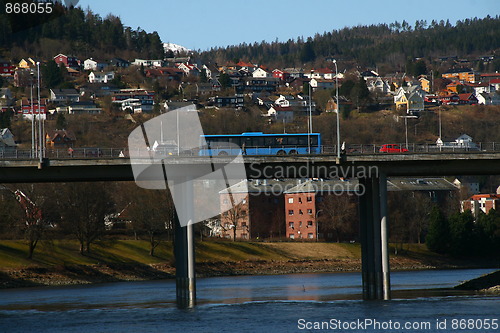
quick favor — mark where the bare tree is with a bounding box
[59,182,114,254]
[0,187,23,239]
[221,202,247,241]
[319,193,357,242]
[126,187,174,256]
[408,192,432,244]
[12,184,60,259]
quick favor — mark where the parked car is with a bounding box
[379,144,409,153]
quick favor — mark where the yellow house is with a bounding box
[419,77,430,92]
[394,86,425,113]
[442,68,477,83]
[18,58,37,69]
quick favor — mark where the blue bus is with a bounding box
[199,132,321,156]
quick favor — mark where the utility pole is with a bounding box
[37,62,43,164]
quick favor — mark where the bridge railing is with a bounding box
[343,142,500,154]
[1,143,500,159]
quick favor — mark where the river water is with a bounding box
[0,269,498,332]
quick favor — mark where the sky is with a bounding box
[77,0,499,51]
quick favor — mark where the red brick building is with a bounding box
[461,193,500,218]
[219,179,296,240]
[284,179,360,241]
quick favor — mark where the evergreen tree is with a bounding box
[56,113,67,129]
[476,209,500,255]
[41,60,64,89]
[350,77,371,110]
[300,38,316,63]
[425,206,449,254]
[339,79,355,97]
[0,109,13,128]
[219,72,231,89]
[448,211,475,256]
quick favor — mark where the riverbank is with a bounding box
[0,240,497,289]
[455,270,500,294]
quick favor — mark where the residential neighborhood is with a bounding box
[1,49,498,128]
[0,41,499,244]
[0,4,499,330]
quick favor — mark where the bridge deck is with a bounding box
[0,152,500,182]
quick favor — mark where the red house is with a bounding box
[439,94,460,105]
[20,98,47,119]
[0,59,14,76]
[458,93,478,105]
[272,69,290,82]
[53,54,80,70]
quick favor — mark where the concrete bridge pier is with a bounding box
[172,179,196,309]
[359,175,390,300]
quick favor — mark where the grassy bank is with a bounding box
[0,240,496,289]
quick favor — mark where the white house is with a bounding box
[310,78,335,90]
[84,58,108,71]
[274,94,314,109]
[0,128,16,150]
[473,82,493,95]
[132,59,165,67]
[0,88,13,108]
[310,68,335,80]
[453,177,480,195]
[252,67,271,78]
[475,92,500,105]
[394,85,425,113]
[177,63,199,77]
[120,98,153,113]
[50,89,80,104]
[88,71,115,83]
[366,77,392,94]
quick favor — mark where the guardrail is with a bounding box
[343,142,500,154]
[0,148,127,159]
[1,143,499,159]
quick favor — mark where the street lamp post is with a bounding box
[333,60,340,159]
[400,115,418,150]
[308,70,313,154]
[37,62,43,163]
[30,73,35,158]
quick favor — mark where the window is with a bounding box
[307,197,312,202]
[241,210,247,216]
[288,136,298,145]
[307,221,313,227]
[307,209,313,215]
[308,233,314,239]
[289,222,294,228]
[288,210,294,216]
[242,222,247,227]
[299,209,303,215]
[299,221,302,227]
[241,233,248,239]
[289,234,295,239]
[298,197,302,204]
[288,198,294,204]
[242,199,247,204]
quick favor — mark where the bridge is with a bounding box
[1,152,500,308]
